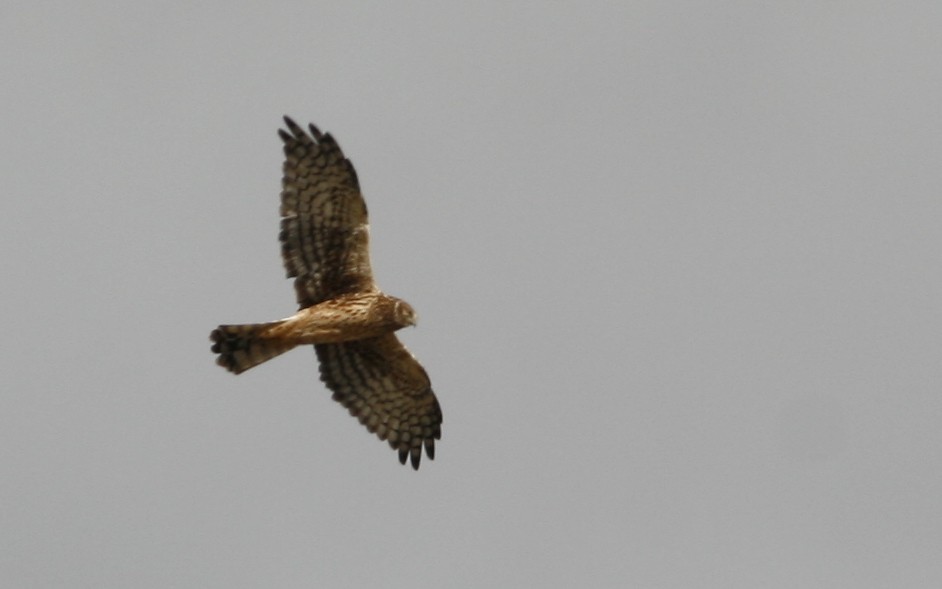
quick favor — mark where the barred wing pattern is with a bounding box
[276,118,442,469]
[316,334,442,469]
[279,117,373,308]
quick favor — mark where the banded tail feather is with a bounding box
[210,321,294,374]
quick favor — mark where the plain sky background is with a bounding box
[2,2,940,587]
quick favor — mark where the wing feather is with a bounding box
[279,117,373,308]
[315,334,442,470]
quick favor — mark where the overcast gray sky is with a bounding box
[2,2,941,587]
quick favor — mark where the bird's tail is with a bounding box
[210,321,295,374]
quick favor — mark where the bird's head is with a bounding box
[393,299,418,328]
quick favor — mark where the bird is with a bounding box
[210,117,441,470]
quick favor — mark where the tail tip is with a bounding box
[209,323,290,375]
[209,326,250,374]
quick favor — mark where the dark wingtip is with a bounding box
[281,116,305,138]
[281,116,326,144]
[395,445,422,470]
[424,438,435,461]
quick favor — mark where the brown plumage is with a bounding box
[210,117,441,470]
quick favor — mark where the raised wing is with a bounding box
[279,117,373,308]
[315,334,443,469]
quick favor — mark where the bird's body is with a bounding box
[212,291,416,373]
[210,117,441,469]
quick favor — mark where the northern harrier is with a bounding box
[210,117,442,469]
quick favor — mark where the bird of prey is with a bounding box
[210,117,442,469]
